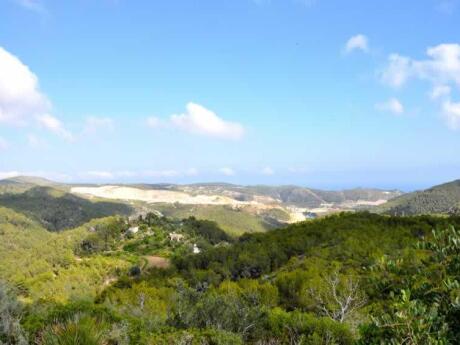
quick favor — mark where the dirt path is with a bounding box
[143,255,171,269]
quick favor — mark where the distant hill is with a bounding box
[178,184,402,207]
[376,179,460,216]
[0,175,402,233]
[0,186,133,231]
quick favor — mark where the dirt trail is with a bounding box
[143,255,170,269]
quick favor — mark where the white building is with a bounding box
[127,226,139,234]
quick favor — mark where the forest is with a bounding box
[1,208,460,344]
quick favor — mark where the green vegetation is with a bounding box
[0,187,133,231]
[377,179,460,216]
[0,207,133,303]
[151,203,283,235]
[3,198,460,344]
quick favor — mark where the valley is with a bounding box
[1,176,460,344]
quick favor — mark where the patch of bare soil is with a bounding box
[144,255,171,269]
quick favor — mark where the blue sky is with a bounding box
[0,0,459,190]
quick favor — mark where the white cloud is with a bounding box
[84,116,114,134]
[0,46,50,125]
[0,137,8,150]
[381,44,460,88]
[380,54,412,88]
[0,47,71,138]
[37,114,73,141]
[170,103,244,140]
[261,166,275,175]
[344,34,369,54]
[220,167,235,176]
[380,43,460,129]
[375,98,404,115]
[430,85,451,100]
[442,99,460,129]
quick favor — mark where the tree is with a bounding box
[308,271,366,323]
[360,227,460,344]
[0,282,28,345]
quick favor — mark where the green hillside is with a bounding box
[151,203,288,235]
[0,207,132,302]
[0,186,133,231]
[376,179,460,216]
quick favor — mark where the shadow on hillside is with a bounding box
[0,186,133,231]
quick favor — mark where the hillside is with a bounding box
[376,179,460,216]
[0,176,402,234]
[0,186,133,231]
[3,210,460,344]
[178,184,402,207]
[0,207,134,302]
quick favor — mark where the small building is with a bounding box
[193,244,201,254]
[127,226,139,234]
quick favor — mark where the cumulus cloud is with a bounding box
[375,98,405,115]
[381,44,460,88]
[170,103,244,140]
[0,47,71,138]
[220,167,235,176]
[442,100,460,129]
[430,85,451,100]
[83,116,114,134]
[0,46,49,125]
[380,43,460,129]
[344,34,369,54]
[37,114,73,141]
[380,54,412,88]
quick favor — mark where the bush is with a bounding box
[0,282,28,345]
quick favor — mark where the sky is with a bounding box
[0,0,459,190]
